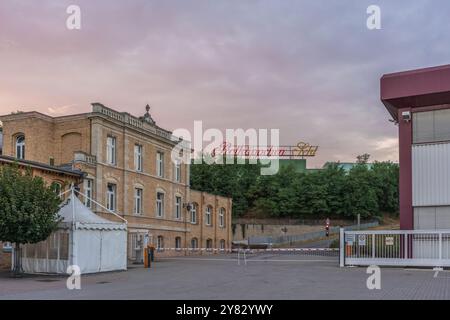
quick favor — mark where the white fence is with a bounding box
[340,229,450,268]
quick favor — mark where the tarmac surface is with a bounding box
[1,253,449,300]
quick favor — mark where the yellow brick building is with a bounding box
[0,103,232,263]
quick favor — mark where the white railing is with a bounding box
[340,229,450,268]
[92,103,175,141]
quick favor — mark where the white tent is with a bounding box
[19,189,128,274]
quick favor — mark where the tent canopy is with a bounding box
[59,196,127,231]
[19,192,128,274]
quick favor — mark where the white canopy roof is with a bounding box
[58,196,127,231]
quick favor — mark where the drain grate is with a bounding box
[96,281,111,284]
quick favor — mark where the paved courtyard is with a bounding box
[0,253,449,300]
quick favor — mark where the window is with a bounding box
[134,188,143,215]
[190,203,197,224]
[206,239,213,251]
[175,196,182,219]
[51,182,62,198]
[219,208,225,228]
[220,239,226,250]
[106,136,116,165]
[174,161,181,182]
[175,237,182,250]
[191,238,198,250]
[15,135,25,159]
[156,151,164,177]
[205,206,212,226]
[413,109,450,144]
[134,144,143,172]
[106,183,116,212]
[84,179,93,208]
[157,236,164,251]
[156,192,165,217]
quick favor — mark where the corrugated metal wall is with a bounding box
[412,142,450,207]
[414,207,450,229]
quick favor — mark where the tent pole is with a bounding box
[70,185,77,269]
[75,188,128,224]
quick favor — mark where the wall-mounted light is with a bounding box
[183,203,193,211]
[402,111,411,122]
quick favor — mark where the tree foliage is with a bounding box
[0,165,62,244]
[190,156,399,219]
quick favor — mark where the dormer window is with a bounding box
[15,135,25,159]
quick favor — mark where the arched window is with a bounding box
[51,181,62,198]
[157,235,164,251]
[219,208,225,228]
[15,135,25,159]
[175,237,182,250]
[191,238,198,250]
[205,206,212,226]
[206,239,213,251]
[190,203,197,224]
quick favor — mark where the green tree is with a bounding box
[190,155,399,220]
[369,161,399,213]
[0,165,62,276]
[356,153,371,164]
[342,164,379,219]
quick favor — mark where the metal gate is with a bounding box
[339,229,450,268]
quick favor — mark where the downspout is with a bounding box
[184,161,190,255]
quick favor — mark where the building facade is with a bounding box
[381,64,450,230]
[0,103,232,262]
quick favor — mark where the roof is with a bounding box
[58,196,126,230]
[381,64,450,120]
[0,155,84,178]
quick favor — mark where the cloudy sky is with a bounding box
[1,0,449,167]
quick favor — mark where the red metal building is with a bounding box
[381,64,450,230]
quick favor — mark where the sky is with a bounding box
[1,0,450,167]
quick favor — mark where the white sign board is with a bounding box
[385,236,394,246]
[345,234,355,245]
[358,235,366,246]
